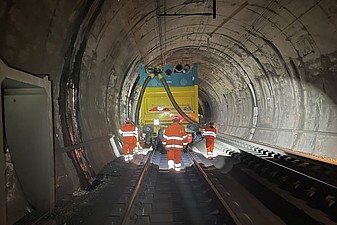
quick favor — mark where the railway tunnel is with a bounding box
[0,0,337,224]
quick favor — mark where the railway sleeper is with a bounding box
[237,162,337,224]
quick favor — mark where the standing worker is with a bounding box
[203,122,217,159]
[162,116,188,172]
[119,118,138,162]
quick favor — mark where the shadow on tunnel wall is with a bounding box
[291,52,337,105]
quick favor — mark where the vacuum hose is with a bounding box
[135,73,204,129]
[158,74,204,128]
[135,74,154,125]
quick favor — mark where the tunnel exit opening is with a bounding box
[0,59,54,225]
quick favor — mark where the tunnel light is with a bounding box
[154,119,160,125]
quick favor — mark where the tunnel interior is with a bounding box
[0,0,337,223]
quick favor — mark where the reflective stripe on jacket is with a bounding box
[162,122,187,150]
[203,127,217,141]
[119,124,138,143]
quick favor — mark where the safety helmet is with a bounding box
[172,116,179,122]
[125,118,131,123]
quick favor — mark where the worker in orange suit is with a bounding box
[203,122,217,159]
[162,116,188,172]
[119,118,138,162]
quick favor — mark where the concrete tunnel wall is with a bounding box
[0,0,337,200]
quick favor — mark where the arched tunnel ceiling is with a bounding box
[93,0,337,104]
[1,0,337,197]
[95,0,337,158]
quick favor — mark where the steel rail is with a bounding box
[218,137,337,190]
[120,150,154,225]
[249,150,337,190]
[187,150,243,225]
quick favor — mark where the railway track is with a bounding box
[102,138,337,225]
[35,137,337,225]
[115,138,336,225]
[216,136,337,225]
[118,150,239,225]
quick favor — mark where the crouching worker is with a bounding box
[162,116,188,172]
[119,118,138,162]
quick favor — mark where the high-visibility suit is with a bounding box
[162,121,187,171]
[203,125,217,159]
[186,134,193,144]
[119,121,138,161]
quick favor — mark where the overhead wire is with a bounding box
[209,0,287,56]
[201,0,275,53]
[154,0,165,65]
[239,0,289,46]
[195,0,212,46]
[233,0,274,45]
[209,1,248,37]
[163,0,167,65]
